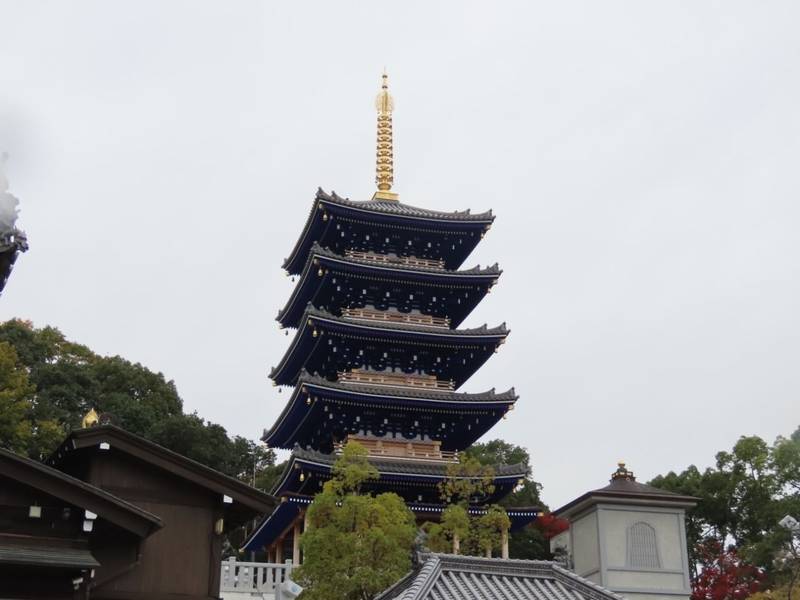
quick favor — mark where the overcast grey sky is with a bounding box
[2,1,798,508]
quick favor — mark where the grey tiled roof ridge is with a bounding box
[553,478,699,516]
[316,188,495,222]
[376,553,628,600]
[309,242,502,276]
[304,306,509,337]
[375,554,442,600]
[296,371,518,403]
[290,446,529,478]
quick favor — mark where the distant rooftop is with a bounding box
[553,462,698,518]
[376,553,626,600]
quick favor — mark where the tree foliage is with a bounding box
[650,427,800,593]
[692,538,765,600]
[0,341,39,454]
[474,504,511,557]
[0,319,274,482]
[463,439,554,560]
[294,441,416,600]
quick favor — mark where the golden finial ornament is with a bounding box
[372,71,399,201]
[611,461,636,482]
[81,408,100,428]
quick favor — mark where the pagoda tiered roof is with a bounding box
[0,228,28,294]
[278,243,501,328]
[270,308,508,387]
[262,372,518,450]
[283,189,495,274]
[242,494,539,553]
[272,447,528,504]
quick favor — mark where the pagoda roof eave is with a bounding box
[242,495,539,552]
[243,493,542,552]
[298,372,517,403]
[261,372,518,449]
[0,229,28,294]
[271,447,529,497]
[277,243,501,327]
[282,189,495,274]
[269,308,509,386]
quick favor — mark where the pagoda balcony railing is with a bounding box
[342,307,450,328]
[337,369,455,391]
[345,249,445,270]
[335,436,459,464]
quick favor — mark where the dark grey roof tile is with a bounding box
[377,553,627,600]
[317,188,494,223]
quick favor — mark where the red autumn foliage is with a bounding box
[692,539,765,600]
[535,513,570,540]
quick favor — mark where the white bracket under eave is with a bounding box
[223,495,233,504]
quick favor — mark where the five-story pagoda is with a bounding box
[244,74,536,563]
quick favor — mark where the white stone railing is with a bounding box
[220,558,293,594]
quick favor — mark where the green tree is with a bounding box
[0,341,35,453]
[294,441,416,600]
[650,427,800,590]
[474,504,511,557]
[464,439,550,560]
[0,319,272,480]
[438,456,497,505]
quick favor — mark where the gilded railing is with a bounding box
[334,436,458,463]
[345,249,444,270]
[342,307,450,328]
[337,369,455,391]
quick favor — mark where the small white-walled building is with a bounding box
[551,463,697,600]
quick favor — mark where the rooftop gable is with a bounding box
[0,446,162,539]
[47,425,276,516]
[553,470,698,519]
[376,553,627,600]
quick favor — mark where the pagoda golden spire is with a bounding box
[372,71,398,201]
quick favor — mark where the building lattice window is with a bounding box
[627,522,661,569]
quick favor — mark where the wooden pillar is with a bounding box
[501,529,509,559]
[293,520,301,566]
[452,532,460,555]
[275,537,283,563]
[304,509,310,530]
[485,546,492,558]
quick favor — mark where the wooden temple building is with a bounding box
[1,424,275,600]
[244,73,538,563]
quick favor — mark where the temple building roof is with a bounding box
[270,307,508,387]
[0,446,163,539]
[552,463,698,519]
[262,372,517,450]
[278,243,500,328]
[48,425,276,525]
[283,189,495,274]
[376,553,626,600]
